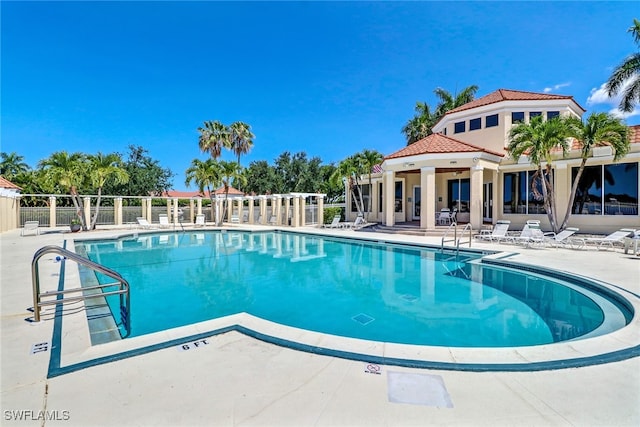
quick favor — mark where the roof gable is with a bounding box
[385,133,504,160]
[0,176,22,190]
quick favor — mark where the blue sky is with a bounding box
[2,1,638,191]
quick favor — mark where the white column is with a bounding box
[49,196,56,228]
[317,195,325,227]
[247,196,255,224]
[172,198,179,226]
[197,197,202,216]
[166,199,172,217]
[300,196,306,226]
[492,169,499,223]
[383,170,395,226]
[274,196,282,225]
[292,196,300,227]
[83,196,91,227]
[146,198,152,222]
[259,196,267,224]
[420,166,436,229]
[283,196,291,226]
[115,197,123,226]
[470,165,484,230]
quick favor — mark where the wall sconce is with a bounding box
[473,157,479,163]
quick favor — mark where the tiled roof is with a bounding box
[0,176,22,190]
[385,133,505,160]
[445,88,585,115]
[163,186,244,198]
[629,125,640,145]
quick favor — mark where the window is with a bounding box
[448,178,470,213]
[378,183,383,213]
[469,118,481,131]
[512,112,525,124]
[547,111,560,120]
[571,162,638,215]
[350,184,371,213]
[502,171,547,214]
[443,128,447,136]
[395,181,403,212]
[486,114,498,128]
[454,121,465,134]
[530,112,542,119]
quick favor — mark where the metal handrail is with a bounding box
[31,245,131,337]
[441,221,458,250]
[456,223,473,249]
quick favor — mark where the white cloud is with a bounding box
[587,80,640,120]
[543,82,571,93]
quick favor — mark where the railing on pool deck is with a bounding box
[441,222,473,256]
[31,245,131,337]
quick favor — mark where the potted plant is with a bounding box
[70,219,82,233]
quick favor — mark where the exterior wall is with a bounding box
[0,194,20,233]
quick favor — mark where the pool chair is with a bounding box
[512,223,546,247]
[136,217,157,230]
[21,220,40,236]
[194,214,206,227]
[571,228,636,251]
[475,220,511,242]
[438,209,452,225]
[158,214,171,229]
[322,215,342,229]
[544,227,579,248]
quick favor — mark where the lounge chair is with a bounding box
[475,220,510,242]
[512,223,545,247]
[136,217,157,229]
[571,228,636,251]
[438,209,452,225]
[21,221,40,236]
[158,214,172,229]
[194,214,205,227]
[323,215,342,229]
[544,227,579,248]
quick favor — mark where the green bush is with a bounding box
[323,207,343,224]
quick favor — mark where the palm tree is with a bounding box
[198,120,230,159]
[402,102,436,145]
[330,155,367,217]
[0,152,30,179]
[606,19,640,113]
[357,149,384,221]
[185,158,223,224]
[560,113,629,228]
[88,153,129,230]
[433,85,479,119]
[218,161,245,224]
[508,116,571,233]
[229,121,255,167]
[39,151,89,229]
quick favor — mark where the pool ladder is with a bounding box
[441,222,473,256]
[31,245,131,337]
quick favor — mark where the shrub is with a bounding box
[323,207,343,224]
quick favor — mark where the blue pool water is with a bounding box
[76,231,630,347]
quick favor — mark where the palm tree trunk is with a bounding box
[70,186,87,230]
[559,158,587,230]
[90,187,103,230]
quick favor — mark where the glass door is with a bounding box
[484,182,493,222]
[412,186,421,220]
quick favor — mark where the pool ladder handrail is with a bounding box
[31,245,131,337]
[441,222,473,256]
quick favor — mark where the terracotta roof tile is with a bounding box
[163,186,244,198]
[385,133,505,160]
[0,176,21,190]
[629,125,640,144]
[445,88,585,115]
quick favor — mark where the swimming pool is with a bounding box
[75,230,632,348]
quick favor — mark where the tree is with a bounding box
[243,160,279,195]
[39,151,90,229]
[561,113,629,228]
[229,121,255,167]
[185,158,222,223]
[606,19,640,113]
[357,149,384,220]
[508,116,570,233]
[402,102,436,145]
[103,145,174,198]
[218,160,245,223]
[0,152,30,180]
[198,120,230,159]
[401,85,478,145]
[433,85,479,118]
[87,153,129,230]
[330,154,368,217]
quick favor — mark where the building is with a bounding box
[347,89,640,233]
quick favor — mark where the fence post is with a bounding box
[49,196,57,228]
[145,198,152,222]
[83,196,91,227]
[317,195,324,226]
[115,197,123,226]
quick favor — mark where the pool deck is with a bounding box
[1,225,639,426]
